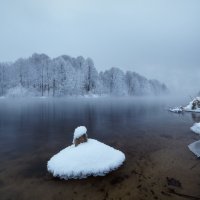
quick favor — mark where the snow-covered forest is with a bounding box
[0,53,168,97]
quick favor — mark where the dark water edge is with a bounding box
[0,97,200,200]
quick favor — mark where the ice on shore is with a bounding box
[47,127,125,179]
[188,140,200,157]
[190,123,200,135]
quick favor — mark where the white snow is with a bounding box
[188,140,200,157]
[190,123,200,135]
[47,139,125,179]
[169,107,183,113]
[73,126,87,143]
[6,85,30,97]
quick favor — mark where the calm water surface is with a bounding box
[0,97,200,200]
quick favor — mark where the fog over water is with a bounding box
[0,0,199,94]
[0,96,195,157]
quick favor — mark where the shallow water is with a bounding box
[0,97,200,200]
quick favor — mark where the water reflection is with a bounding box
[191,113,200,123]
[0,97,194,158]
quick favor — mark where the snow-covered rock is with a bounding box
[171,97,200,113]
[47,139,125,179]
[190,123,200,135]
[184,97,200,113]
[73,126,87,143]
[47,127,125,179]
[188,140,200,157]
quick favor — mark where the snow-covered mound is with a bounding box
[184,97,200,113]
[47,139,125,179]
[73,126,87,143]
[188,140,200,157]
[190,123,200,135]
[169,107,183,113]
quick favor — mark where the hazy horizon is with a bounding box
[0,0,199,94]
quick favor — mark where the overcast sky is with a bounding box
[0,0,200,94]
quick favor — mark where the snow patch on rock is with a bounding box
[73,126,87,143]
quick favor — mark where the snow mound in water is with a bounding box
[188,140,200,157]
[73,126,87,143]
[190,123,200,135]
[169,107,183,113]
[47,139,125,179]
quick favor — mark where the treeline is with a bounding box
[0,53,168,97]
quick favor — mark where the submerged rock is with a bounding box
[166,177,182,188]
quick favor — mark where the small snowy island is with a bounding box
[170,97,200,113]
[47,126,125,179]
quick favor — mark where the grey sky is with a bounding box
[0,0,200,94]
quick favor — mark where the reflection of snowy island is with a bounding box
[47,126,125,179]
[170,97,200,113]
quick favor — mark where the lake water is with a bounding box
[0,97,200,200]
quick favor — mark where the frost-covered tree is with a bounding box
[29,53,50,96]
[0,63,8,96]
[0,53,168,97]
[83,58,98,94]
[100,68,127,96]
[125,71,141,95]
[149,79,168,95]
